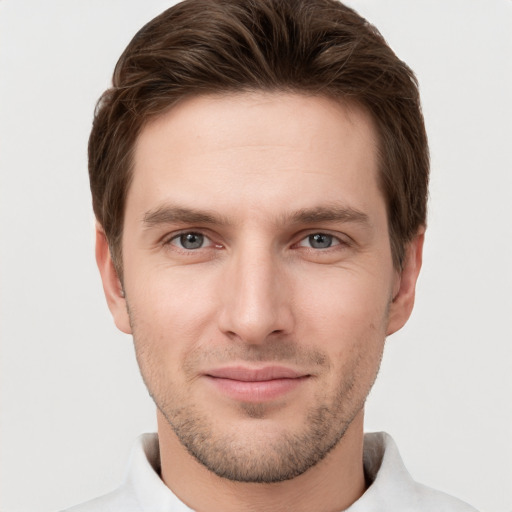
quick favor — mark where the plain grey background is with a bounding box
[1,1,511,511]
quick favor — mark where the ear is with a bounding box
[95,224,132,334]
[386,228,425,336]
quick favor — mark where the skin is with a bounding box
[96,92,423,512]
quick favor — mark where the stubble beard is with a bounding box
[133,335,384,484]
[159,384,362,483]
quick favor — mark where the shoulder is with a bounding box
[357,432,479,512]
[410,481,479,512]
[59,484,141,512]
[58,435,155,512]
[59,433,178,512]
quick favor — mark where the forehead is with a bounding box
[136,92,377,163]
[129,92,383,224]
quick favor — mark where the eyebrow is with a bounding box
[143,205,228,227]
[287,205,370,226]
[142,203,370,229]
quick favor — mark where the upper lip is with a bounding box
[205,366,308,381]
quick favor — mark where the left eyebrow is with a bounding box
[285,204,371,227]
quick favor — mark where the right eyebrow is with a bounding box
[142,205,229,228]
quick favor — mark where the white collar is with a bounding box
[119,432,476,512]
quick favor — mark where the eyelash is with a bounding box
[166,231,217,251]
[297,233,344,250]
[164,231,350,252]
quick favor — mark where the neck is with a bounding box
[157,410,367,512]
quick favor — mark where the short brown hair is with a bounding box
[89,0,429,271]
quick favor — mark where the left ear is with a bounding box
[386,228,425,336]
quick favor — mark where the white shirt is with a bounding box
[62,432,478,511]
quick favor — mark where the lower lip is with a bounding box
[205,376,308,402]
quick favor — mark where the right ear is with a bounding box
[95,224,132,334]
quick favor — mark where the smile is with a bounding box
[204,366,311,402]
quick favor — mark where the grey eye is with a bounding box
[178,232,204,249]
[308,233,333,249]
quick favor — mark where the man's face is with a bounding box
[100,93,418,482]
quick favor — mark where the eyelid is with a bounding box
[164,230,218,249]
[160,228,352,251]
[294,231,351,248]
[300,233,340,248]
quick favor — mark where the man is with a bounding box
[66,0,477,510]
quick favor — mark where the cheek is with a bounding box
[294,267,391,346]
[292,267,390,395]
[125,268,220,365]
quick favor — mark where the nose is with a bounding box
[217,243,294,345]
